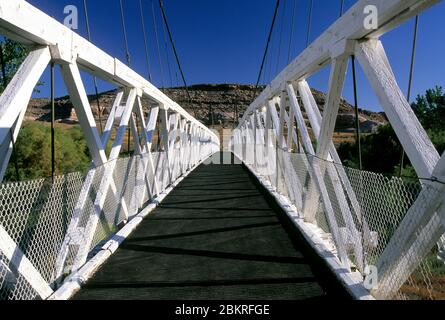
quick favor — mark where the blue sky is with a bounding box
[26,0,445,112]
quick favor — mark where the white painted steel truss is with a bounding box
[0,0,219,300]
[231,0,445,299]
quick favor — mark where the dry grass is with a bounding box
[332,132,356,146]
[400,274,445,300]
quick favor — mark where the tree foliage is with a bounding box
[5,122,91,182]
[0,38,43,93]
[338,124,403,174]
[338,86,445,176]
[412,86,445,131]
[411,86,445,155]
[0,39,28,91]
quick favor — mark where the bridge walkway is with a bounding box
[73,153,349,300]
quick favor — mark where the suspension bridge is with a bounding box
[0,0,444,301]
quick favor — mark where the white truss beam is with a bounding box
[0,47,51,182]
[355,39,439,178]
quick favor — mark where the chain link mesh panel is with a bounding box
[233,136,445,300]
[0,251,39,300]
[0,173,83,285]
[0,141,216,300]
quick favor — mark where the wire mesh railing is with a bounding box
[0,143,215,300]
[233,142,445,300]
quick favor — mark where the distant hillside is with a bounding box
[25,83,387,134]
[164,84,387,133]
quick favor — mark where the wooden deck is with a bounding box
[73,153,349,300]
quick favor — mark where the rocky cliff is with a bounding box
[25,83,386,133]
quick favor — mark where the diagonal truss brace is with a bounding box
[0,47,51,182]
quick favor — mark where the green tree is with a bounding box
[412,86,445,130]
[338,86,445,176]
[411,86,445,155]
[4,123,91,181]
[0,38,44,93]
[338,124,403,174]
[0,39,28,91]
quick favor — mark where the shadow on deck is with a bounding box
[73,153,351,300]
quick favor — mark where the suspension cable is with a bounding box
[400,15,419,176]
[287,0,296,63]
[305,0,314,47]
[254,0,280,91]
[158,0,191,102]
[336,1,362,170]
[287,0,301,153]
[351,56,362,170]
[340,3,365,275]
[0,42,7,89]
[339,0,345,17]
[152,0,165,90]
[160,14,174,88]
[119,0,132,66]
[139,0,153,82]
[262,54,267,84]
[118,0,132,155]
[50,62,56,181]
[267,36,274,83]
[83,0,103,133]
[0,42,20,181]
[275,0,286,76]
[175,70,179,87]
[407,16,419,104]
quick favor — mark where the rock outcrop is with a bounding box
[25,84,387,133]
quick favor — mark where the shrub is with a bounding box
[5,122,90,181]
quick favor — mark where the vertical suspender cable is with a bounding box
[152,0,165,90]
[275,0,286,76]
[261,54,267,85]
[83,0,103,133]
[352,56,366,275]
[158,0,192,102]
[119,0,132,66]
[351,56,362,170]
[400,15,419,176]
[305,0,314,47]
[299,0,315,152]
[341,2,365,275]
[161,17,174,88]
[287,0,296,64]
[0,42,7,89]
[287,0,301,153]
[139,0,153,82]
[118,0,132,154]
[337,2,361,169]
[406,16,419,112]
[0,42,20,181]
[254,0,280,91]
[50,62,56,181]
[267,36,274,83]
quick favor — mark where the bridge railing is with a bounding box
[230,0,445,300]
[233,139,444,299]
[0,148,215,300]
[0,0,219,300]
